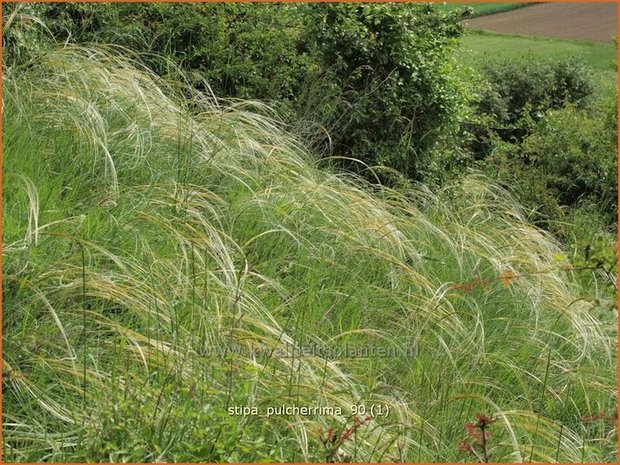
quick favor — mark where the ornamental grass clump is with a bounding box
[2,46,616,462]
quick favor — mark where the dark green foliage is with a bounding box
[2,3,51,67]
[521,103,616,213]
[301,3,470,181]
[457,57,614,235]
[483,99,617,234]
[463,58,594,164]
[474,58,594,144]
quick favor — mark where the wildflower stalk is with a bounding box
[459,414,496,463]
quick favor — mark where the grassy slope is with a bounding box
[2,47,617,462]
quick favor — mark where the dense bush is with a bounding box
[2,3,313,101]
[483,99,617,233]
[463,58,595,161]
[453,57,615,236]
[299,4,470,182]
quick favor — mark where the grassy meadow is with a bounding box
[2,3,617,463]
[460,30,617,83]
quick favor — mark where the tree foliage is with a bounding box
[301,3,469,181]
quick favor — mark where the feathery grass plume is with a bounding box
[3,46,616,462]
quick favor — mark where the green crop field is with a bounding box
[437,2,530,17]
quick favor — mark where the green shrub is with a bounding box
[483,100,617,233]
[477,58,594,128]
[301,3,470,182]
[465,58,595,162]
[3,3,313,101]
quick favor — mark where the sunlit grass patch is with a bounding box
[2,46,617,462]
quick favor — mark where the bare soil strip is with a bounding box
[465,3,618,43]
